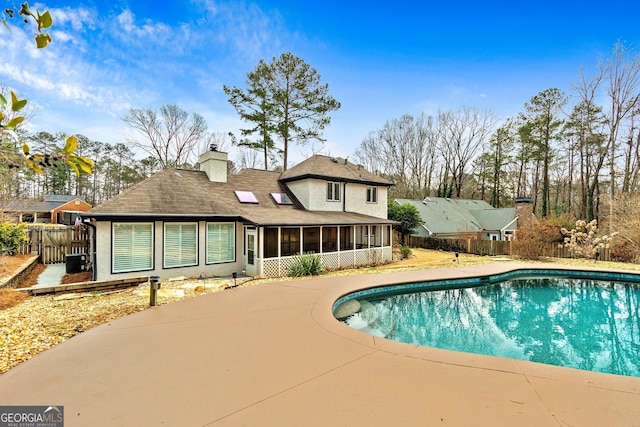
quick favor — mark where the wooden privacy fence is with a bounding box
[407,236,512,256]
[407,236,612,262]
[20,225,90,264]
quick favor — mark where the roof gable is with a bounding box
[470,208,517,231]
[395,197,516,234]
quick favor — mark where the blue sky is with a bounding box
[2,0,638,166]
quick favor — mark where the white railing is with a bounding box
[258,246,393,278]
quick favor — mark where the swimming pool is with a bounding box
[335,269,640,377]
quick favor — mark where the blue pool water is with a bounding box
[337,270,640,377]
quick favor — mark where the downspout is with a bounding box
[85,220,97,281]
[343,182,347,212]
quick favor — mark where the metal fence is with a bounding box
[19,225,90,264]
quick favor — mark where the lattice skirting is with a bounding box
[258,247,393,278]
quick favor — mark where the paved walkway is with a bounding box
[34,263,66,288]
[1,263,639,426]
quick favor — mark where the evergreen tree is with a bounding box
[225,53,340,170]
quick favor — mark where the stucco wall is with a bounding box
[287,179,343,212]
[344,184,387,219]
[287,178,388,218]
[95,220,244,281]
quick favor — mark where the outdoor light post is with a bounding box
[149,276,160,306]
[455,252,459,265]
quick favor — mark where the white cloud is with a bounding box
[1,0,298,150]
[48,6,95,31]
[51,30,73,43]
[115,9,172,40]
[193,0,286,60]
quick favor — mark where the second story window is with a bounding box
[327,181,340,201]
[366,186,378,203]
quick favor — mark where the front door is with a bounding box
[244,228,257,276]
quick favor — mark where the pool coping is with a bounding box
[311,262,640,394]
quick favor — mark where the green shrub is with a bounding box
[0,222,28,255]
[399,245,412,259]
[287,252,325,277]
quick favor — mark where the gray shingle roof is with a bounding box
[2,196,87,213]
[280,154,393,186]
[395,197,516,235]
[470,208,517,231]
[44,194,86,202]
[89,169,241,216]
[88,166,395,226]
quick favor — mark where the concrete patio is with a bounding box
[1,263,639,426]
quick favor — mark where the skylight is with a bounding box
[271,192,292,205]
[235,191,259,204]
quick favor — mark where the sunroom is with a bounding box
[255,222,394,278]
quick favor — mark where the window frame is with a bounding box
[163,222,198,269]
[280,227,301,257]
[322,226,338,253]
[327,181,341,202]
[112,222,154,274]
[366,186,378,203]
[206,222,236,264]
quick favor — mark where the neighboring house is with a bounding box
[83,151,396,280]
[1,194,92,225]
[394,197,518,241]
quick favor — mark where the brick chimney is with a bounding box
[515,197,534,227]
[198,149,228,183]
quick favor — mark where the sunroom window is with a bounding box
[113,223,153,273]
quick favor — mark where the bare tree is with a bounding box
[437,107,497,198]
[603,43,640,229]
[235,147,261,170]
[354,113,439,198]
[123,104,209,169]
[621,111,640,192]
[566,68,609,221]
[199,132,231,155]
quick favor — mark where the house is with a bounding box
[1,194,92,225]
[83,151,396,280]
[394,197,520,241]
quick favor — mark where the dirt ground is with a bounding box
[380,248,470,269]
[0,254,35,280]
[60,271,93,284]
[0,255,91,288]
